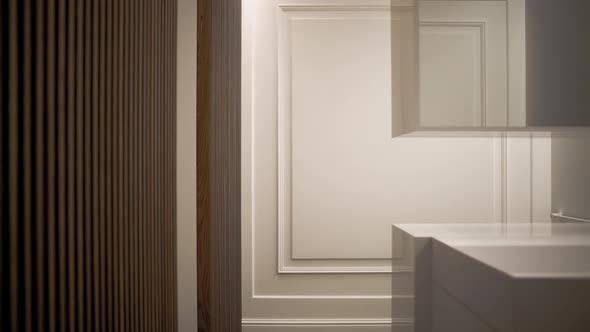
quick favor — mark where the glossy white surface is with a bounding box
[393,222,590,332]
[458,244,590,278]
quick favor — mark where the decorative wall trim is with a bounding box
[197,0,242,330]
[420,21,487,126]
[276,4,402,275]
[278,265,412,274]
[275,4,506,274]
[278,1,415,12]
[252,294,410,300]
[242,318,413,327]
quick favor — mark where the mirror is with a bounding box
[392,0,590,136]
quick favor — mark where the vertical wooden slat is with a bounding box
[91,0,100,329]
[163,2,170,326]
[128,1,135,327]
[8,0,20,330]
[0,3,5,326]
[134,0,141,328]
[145,2,152,331]
[98,0,107,329]
[170,0,176,323]
[198,0,242,330]
[34,0,47,330]
[56,0,67,329]
[134,0,141,327]
[105,0,113,329]
[84,1,94,331]
[122,0,130,329]
[112,0,121,330]
[22,0,34,331]
[1,0,7,328]
[75,0,85,330]
[129,0,137,329]
[148,1,155,330]
[105,0,112,324]
[66,0,77,330]
[46,0,58,330]
[197,0,212,329]
[172,2,179,329]
[157,2,163,328]
[138,1,145,330]
[173,2,179,330]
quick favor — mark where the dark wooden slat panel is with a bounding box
[3,1,179,330]
[164,2,170,328]
[130,1,136,327]
[130,0,139,329]
[172,3,179,330]
[197,1,212,330]
[22,1,34,331]
[83,1,93,330]
[138,2,146,329]
[170,2,176,329]
[150,1,157,329]
[122,0,130,327]
[8,0,20,330]
[56,0,67,329]
[156,2,163,328]
[74,0,85,330]
[33,0,47,330]
[0,0,7,328]
[122,0,131,327]
[66,0,77,330]
[173,2,179,331]
[105,0,113,329]
[107,0,114,324]
[112,0,122,330]
[91,0,100,329]
[198,0,242,331]
[98,0,107,328]
[46,0,58,329]
[146,1,151,328]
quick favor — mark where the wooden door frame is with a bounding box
[196,0,242,331]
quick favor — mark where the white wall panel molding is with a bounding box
[242,0,551,328]
[243,318,408,325]
[419,0,508,127]
[252,294,406,299]
[278,265,410,274]
[242,318,413,332]
[276,3,395,274]
[419,21,486,126]
[242,319,414,332]
[275,3,507,274]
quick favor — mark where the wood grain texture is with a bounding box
[197,0,242,331]
[1,1,179,330]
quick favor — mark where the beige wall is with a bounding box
[552,133,590,220]
[242,1,551,331]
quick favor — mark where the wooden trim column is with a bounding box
[197,0,242,331]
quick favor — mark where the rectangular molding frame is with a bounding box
[419,21,487,126]
[271,2,533,275]
[276,3,424,275]
[242,318,413,326]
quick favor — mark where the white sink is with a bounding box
[392,223,590,332]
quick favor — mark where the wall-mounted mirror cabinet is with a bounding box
[392,0,590,136]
